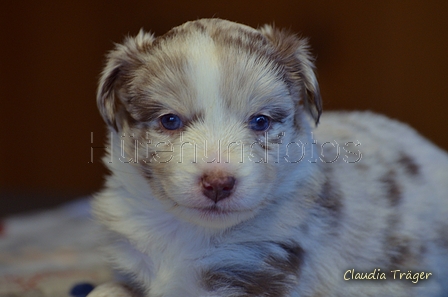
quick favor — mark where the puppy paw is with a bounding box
[87,282,139,297]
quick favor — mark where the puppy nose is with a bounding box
[201,174,236,203]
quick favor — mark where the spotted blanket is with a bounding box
[0,199,112,297]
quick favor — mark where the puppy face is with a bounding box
[97,19,321,229]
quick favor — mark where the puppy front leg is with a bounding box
[87,282,141,297]
[202,241,303,296]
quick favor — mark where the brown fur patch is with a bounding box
[140,164,153,180]
[183,111,205,130]
[202,242,303,297]
[397,152,420,177]
[380,170,402,207]
[131,56,193,113]
[316,175,343,217]
[386,236,413,267]
[268,242,304,276]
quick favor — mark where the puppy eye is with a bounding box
[160,114,183,130]
[249,115,271,132]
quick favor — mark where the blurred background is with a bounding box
[1,0,447,217]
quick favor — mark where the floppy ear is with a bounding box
[259,25,322,125]
[97,30,155,131]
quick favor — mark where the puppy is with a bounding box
[88,19,448,297]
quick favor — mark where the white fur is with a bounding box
[89,19,448,297]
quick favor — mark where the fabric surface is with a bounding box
[0,199,113,297]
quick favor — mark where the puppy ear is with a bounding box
[259,25,322,125]
[97,29,155,131]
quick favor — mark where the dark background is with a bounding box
[1,1,447,217]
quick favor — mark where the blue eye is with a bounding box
[249,115,271,131]
[160,114,183,130]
